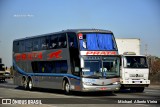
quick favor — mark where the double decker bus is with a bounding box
[13,29,120,94]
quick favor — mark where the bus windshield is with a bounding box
[124,56,148,68]
[79,33,117,50]
[82,56,120,78]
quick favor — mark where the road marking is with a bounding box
[0,87,83,98]
[145,90,160,93]
[42,104,57,107]
[135,104,149,106]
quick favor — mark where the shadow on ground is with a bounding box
[15,86,117,97]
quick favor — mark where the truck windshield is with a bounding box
[79,33,117,50]
[82,56,120,78]
[124,56,148,68]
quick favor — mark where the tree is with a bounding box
[148,56,160,75]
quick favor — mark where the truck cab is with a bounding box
[120,52,150,92]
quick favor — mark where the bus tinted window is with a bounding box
[55,60,68,73]
[33,38,41,51]
[58,34,67,48]
[13,41,19,53]
[19,41,25,52]
[67,32,78,48]
[25,39,33,52]
[55,61,61,73]
[49,33,67,49]
[32,61,68,73]
[40,36,49,50]
[61,61,68,73]
[49,35,58,49]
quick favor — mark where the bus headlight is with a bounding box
[83,82,93,86]
[112,82,119,85]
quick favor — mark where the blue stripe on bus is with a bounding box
[13,60,80,80]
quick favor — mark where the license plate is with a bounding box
[134,81,140,83]
[100,87,107,90]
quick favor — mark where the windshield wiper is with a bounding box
[83,75,102,79]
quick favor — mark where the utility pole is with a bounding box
[145,44,148,56]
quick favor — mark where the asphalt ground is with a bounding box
[0,79,159,107]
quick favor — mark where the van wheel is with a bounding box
[28,79,33,90]
[64,81,70,94]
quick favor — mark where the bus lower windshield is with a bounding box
[79,33,117,51]
[82,56,120,78]
[124,56,148,68]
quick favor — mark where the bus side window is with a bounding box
[33,38,40,51]
[60,60,68,73]
[50,35,58,49]
[31,61,38,73]
[25,39,33,52]
[13,41,19,53]
[58,33,67,48]
[55,61,68,73]
[46,62,55,73]
[19,40,25,52]
[55,61,61,73]
[67,33,78,48]
[40,36,49,50]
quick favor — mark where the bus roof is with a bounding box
[13,29,113,42]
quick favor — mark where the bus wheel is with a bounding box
[22,78,28,90]
[28,79,33,90]
[64,81,70,94]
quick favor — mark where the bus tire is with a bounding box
[28,78,33,90]
[63,81,70,94]
[22,77,28,90]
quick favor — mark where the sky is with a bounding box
[0,0,160,67]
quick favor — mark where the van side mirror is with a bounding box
[80,57,84,68]
[123,57,127,67]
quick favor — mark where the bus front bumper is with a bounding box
[81,84,120,92]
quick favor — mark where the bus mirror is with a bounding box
[75,67,80,72]
[81,57,84,68]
